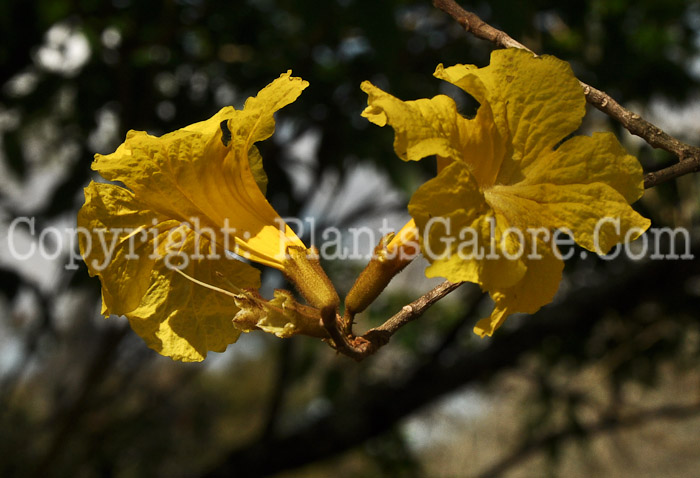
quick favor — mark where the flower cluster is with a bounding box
[79,49,650,361]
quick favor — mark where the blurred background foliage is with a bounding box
[1,0,700,477]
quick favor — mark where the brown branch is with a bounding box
[642,158,700,189]
[367,280,463,336]
[326,280,463,360]
[348,280,463,358]
[320,306,365,360]
[432,0,700,188]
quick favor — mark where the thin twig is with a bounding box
[432,0,700,188]
[369,280,463,336]
[347,280,463,358]
[326,280,462,360]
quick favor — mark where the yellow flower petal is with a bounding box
[92,71,308,269]
[78,181,261,362]
[486,181,650,254]
[483,131,650,254]
[520,132,645,204]
[247,145,268,196]
[409,161,527,289]
[361,81,465,162]
[474,246,563,337]
[435,49,586,173]
[360,81,508,186]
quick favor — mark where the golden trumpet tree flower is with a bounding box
[361,48,650,337]
[78,72,333,362]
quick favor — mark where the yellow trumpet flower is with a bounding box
[362,48,650,337]
[78,72,336,361]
